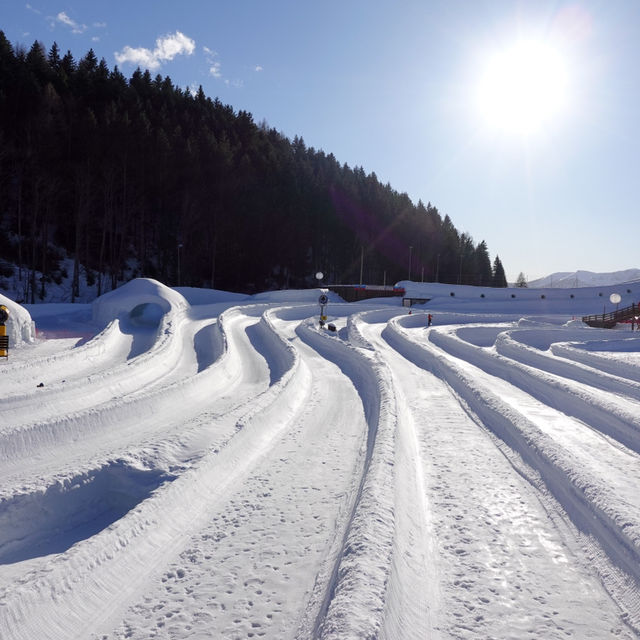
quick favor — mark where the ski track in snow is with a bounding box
[1,291,640,639]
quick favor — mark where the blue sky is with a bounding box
[3,0,640,281]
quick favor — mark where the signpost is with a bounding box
[318,293,328,327]
[316,272,328,327]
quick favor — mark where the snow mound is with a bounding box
[0,293,36,345]
[92,278,189,326]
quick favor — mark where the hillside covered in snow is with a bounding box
[529,268,640,289]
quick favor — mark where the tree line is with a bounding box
[0,33,509,301]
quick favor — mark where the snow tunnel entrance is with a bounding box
[129,302,165,328]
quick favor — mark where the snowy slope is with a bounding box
[529,268,640,288]
[1,278,640,639]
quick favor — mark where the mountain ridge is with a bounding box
[528,269,640,289]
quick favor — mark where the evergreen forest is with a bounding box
[0,34,509,301]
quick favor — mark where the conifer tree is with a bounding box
[0,31,506,295]
[475,240,493,286]
[492,256,508,287]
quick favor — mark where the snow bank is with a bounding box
[0,293,36,345]
[91,278,189,326]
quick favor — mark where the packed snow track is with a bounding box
[1,281,640,639]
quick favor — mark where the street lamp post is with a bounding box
[408,245,413,281]
[435,253,440,282]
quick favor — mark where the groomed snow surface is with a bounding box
[2,277,640,639]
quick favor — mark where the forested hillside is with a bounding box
[0,33,508,300]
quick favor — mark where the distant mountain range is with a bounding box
[528,269,640,289]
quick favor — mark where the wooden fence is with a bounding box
[582,303,640,328]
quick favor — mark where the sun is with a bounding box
[475,39,569,137]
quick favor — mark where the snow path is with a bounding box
[386,313,640,632]
[1,290,640,639]
[0,305,307,639]
[425,323,640,556]
[0,307,270,489]
[360,315,633,639]
[93,312,370,639]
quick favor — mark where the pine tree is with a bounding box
[515,272,528,288]
[0,36,505,295]
[475,240,493,286]
[492,256,508,287]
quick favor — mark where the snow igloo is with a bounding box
[91,278,189,327]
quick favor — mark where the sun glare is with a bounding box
[475,39,569,137]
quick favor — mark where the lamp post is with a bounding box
[435,253,440,283]
[177,243,183,286]
[408,245,413,281]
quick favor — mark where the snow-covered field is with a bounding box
[1,278,640,639]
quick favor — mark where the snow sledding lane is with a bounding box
[361,314,634,639]
[0,304,272,488]
[0,306,289,640]
[90,307,371,640]
[427,321,640,573]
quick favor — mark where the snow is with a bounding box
[0,292,36,345]
[528,268,640,289]
[2,277,640,639]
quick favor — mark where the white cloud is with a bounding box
[115,45,158,70]
[203,46,224,80]
[115,31,196,71]
[255,65,263,72]
[56,11,87,34]
[156,31,195,60]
